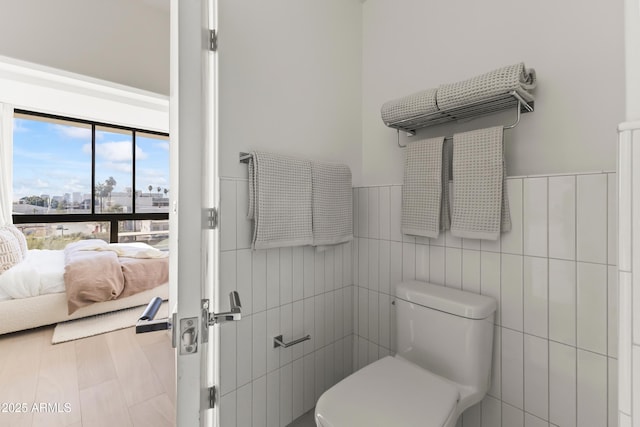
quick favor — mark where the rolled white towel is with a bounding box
[437,62,536,110]
[381,87,439,125]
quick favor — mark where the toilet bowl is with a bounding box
[315,281,497,427]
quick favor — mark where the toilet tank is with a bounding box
[395,281,497,395]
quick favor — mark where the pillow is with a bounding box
[0,228,24,274]
[64,239,109,264]
[1,225,28,258]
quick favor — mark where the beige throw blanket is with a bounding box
[63,240,168,314]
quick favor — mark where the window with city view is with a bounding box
[12,110,170,250]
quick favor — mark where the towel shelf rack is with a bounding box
[386,90,534,147]
[239,152,252,164]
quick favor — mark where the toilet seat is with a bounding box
[315,356,460,427]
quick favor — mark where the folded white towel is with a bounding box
[311,161,353,247]
[381,87,439,125]
[437,62,536,110]
[248,151,314,249]
[402,136,448,238]
[450,126,511,240]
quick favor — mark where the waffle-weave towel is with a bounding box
[312,161,353,247]
[381,88,439,125]
[248,152,314,249]
[450,127,511,240]
[437,63,536,110]
[402,136,449,238]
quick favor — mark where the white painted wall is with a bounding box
[625,0,640,121]
[0,0,170,95]
[217,0,363,185]
[0,56,169,132]
[361,0,626,185]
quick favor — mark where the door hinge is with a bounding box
[204,207,218,230]
[208,386,216,409]
[209,29,217,52]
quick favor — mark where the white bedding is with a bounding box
[0,243,170,335]
[0,285,10,301]
[0,243,166,301]
[0,249,66,299]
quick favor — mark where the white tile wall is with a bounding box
[577,174,608,264]
[548,175,576,261]
[353,173,617,427]
[219,178,355,427]
[220,168,619,427]
[524,334,548,420]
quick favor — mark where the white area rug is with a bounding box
[52,302,168,344]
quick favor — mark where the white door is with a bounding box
[171,0,220,425]
[137,1,223,425]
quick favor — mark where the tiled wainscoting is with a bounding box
[617,123,640,427]
[352,173,618,427]
[217,178,355,427]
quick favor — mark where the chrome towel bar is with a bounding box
[239,152,252,164]
[273,334,311,349]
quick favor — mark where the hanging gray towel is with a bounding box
[248,151,314,249]
[402,136,449,238]
[450,126,511,240]
[437,63,536,110]
[311,161,353,247]
[381,88,439,125]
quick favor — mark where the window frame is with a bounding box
[12,109,170,243]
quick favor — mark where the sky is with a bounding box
[12,116,169,202]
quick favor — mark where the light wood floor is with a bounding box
[0,325,175,427]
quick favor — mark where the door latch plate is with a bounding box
[179,317,198,355]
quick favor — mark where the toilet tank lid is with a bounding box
[396,281,497,319]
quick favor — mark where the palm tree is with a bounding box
[148,185,153,196]
[95,183,106,212]
[105,177,117,205]
[163,188,169,197]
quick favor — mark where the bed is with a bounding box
[0,225,169,335]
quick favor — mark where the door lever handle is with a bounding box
[136,297,172,333]
[210,291,242,324]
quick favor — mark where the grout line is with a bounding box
[499,248,504,427]
[629,138,634,427]
[605,174,610,426]
[351,234,614,266]
[547,175,551,427]
[522,181,528,419]
[574,174,579,426]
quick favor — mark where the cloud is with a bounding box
[13,119,30,133]
[14,178,50,192]
[13,148,56,162]
[96,141,132,161]
[98,161,133,174]
[136,145,149,160]
[55,124,91,139]
[154,141,170,151]
[30,178,49,189]
[82,141,148,161]
[137,168,169,187]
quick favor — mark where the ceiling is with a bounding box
[0,0,170,95]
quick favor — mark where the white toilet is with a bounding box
[315,280,497,427]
